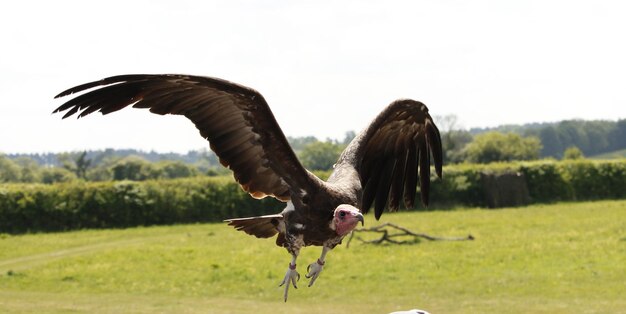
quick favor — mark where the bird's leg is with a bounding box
[279,254,300,302]
[306,245,330,287]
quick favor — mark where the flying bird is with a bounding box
[53,74,443,301]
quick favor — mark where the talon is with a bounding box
[281,262,300,302]
[305,259,325,287]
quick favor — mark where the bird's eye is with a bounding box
[339,211,346,217]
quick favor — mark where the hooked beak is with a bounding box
[355,212,364,226]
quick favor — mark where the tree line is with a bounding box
[468,118,626,158]
[1,118,625,183]
[440,116,626,163]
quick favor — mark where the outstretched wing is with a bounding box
[54,74,315,201]
[334,99,443,219]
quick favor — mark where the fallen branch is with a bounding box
[346,223,474,248]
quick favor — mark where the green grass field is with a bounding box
[1,200,625,313]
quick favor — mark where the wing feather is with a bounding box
[426,120,443,177]
[418,136,431,206]
[403,143,419,208]
[388,151,407,211]
[54,74,318,203]
[361,155,384,212]
[374,159,396,219]
[331,99,443,219]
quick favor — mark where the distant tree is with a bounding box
[157,160,198,179]
[287,136,319,152]
[434,114,473,164]
[464,132,542,163]
[563,146,584,160]
[435,114,461,133]
[187,148,217,172]
[57,152,74,169]
[0,154,21,182]
[41,167,77,183]
[13,157,42,183]
[584,121,612,154]
[342,131,356,145]
[90,148,119,166]
[110,156,161,181]
[557,121,590,154]
[86,166,113,182]
[466,119,623,159]
[443,130,473,164]
[538,126,563,158]
[75,152,92,179]
[609,119,626,151]
[58,151,92,179]
[298,141,343,170]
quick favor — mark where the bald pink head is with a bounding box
[333,204,364,236]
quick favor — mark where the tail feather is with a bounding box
[224,214,283,238]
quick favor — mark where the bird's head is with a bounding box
[332,204,364,236]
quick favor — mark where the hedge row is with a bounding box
[0,178,283,233]
[1,159,625,233]
[429,159,626,207]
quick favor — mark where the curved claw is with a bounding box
[305,259,324,287]
[279,264,300,302]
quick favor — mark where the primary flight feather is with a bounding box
[53,74,443,301]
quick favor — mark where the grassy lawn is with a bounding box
[1,200,625,313]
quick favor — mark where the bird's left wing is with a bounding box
[333,99,443,219]
[53,74,316,202]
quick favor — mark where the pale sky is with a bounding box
[1,0,625,153]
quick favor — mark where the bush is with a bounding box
[463,132,542,163]
[563,146,584,160]
[40,167,77,184]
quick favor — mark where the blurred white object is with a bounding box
[389,309,431,314]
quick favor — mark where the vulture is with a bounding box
[53,74,443,301]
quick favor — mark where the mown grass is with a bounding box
[1,200,625,313]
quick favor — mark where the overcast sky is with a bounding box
[1,0,625,153]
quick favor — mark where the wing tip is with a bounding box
[374,210,383,220]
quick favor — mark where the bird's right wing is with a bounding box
[54,74,318,201]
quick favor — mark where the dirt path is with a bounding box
[0,236,155,273]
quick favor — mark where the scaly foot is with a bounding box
[305,258,324,287]
[279,263,300,302]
